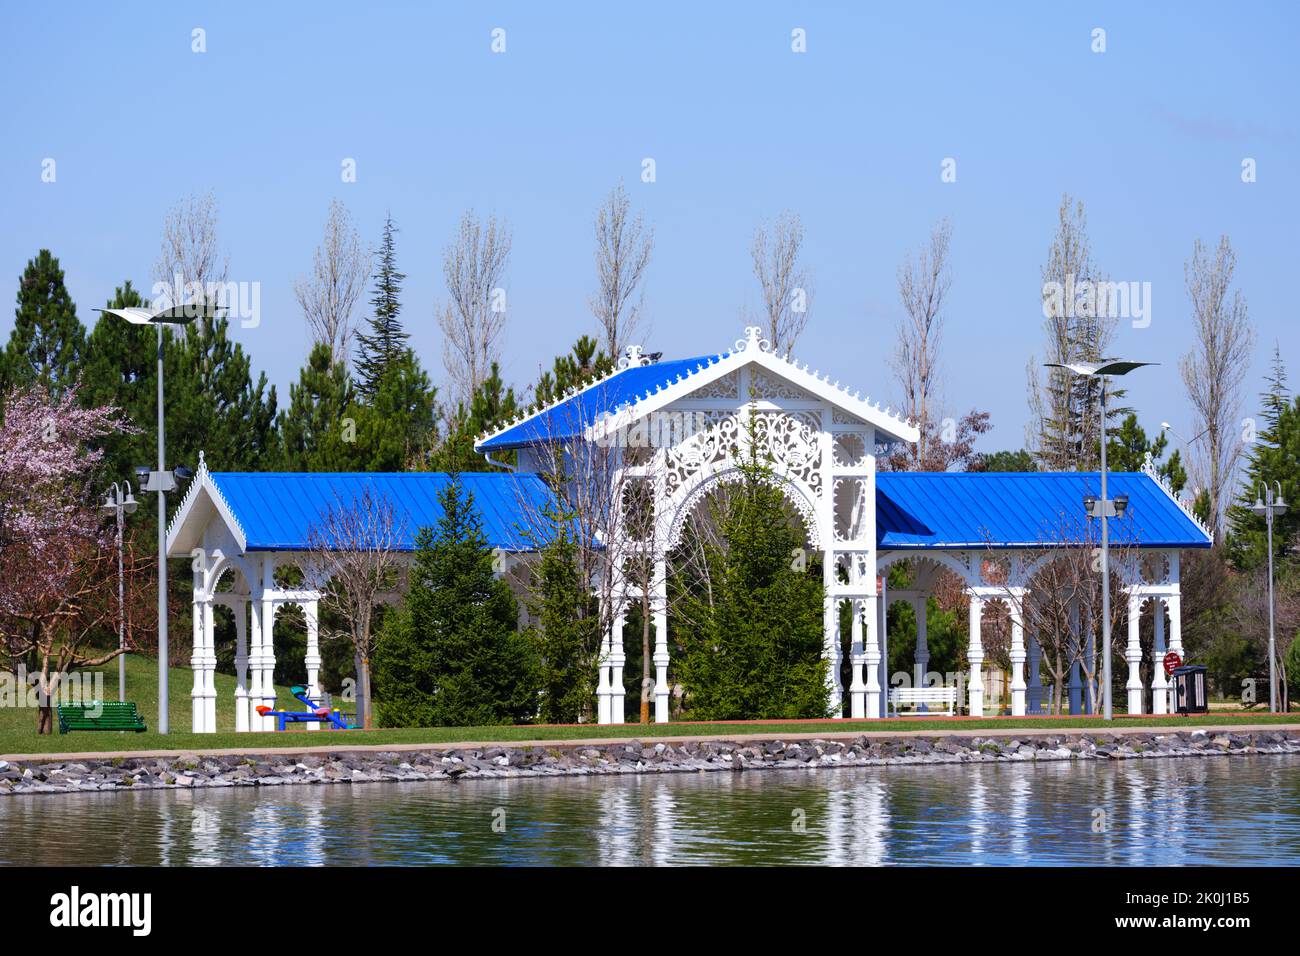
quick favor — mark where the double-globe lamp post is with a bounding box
[97,303,214,734]
[1045,360,1154,720]
[101,481,138,702]
[1251,481,1288,713]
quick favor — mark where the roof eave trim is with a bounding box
[1140,453,1214,545]
[585,327,920,445]
[164,452,248,557]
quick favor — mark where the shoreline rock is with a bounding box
[2,730,1298,797]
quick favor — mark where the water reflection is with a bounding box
[2,756,1298,866]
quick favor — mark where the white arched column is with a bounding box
[233,597,249,732]
[1126,595,1145,715]
[864,593,881,718]
[303,599,321,729]
[1027,634,1044,715]
[247,555,278,731]
[247,583,264,731]
[1151,598,1169,715]
[610,605,626,724]
[653,559,670,723]
[189,592,217,733]
[967,594,985,717]
[823,553,844,717]
[1167,591,1183,712]
[1008,590,1028,717]
[849,597,866,718]
[913,596,929,694]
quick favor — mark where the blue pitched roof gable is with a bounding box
[210,471,557,552]
[477,355,722,450]
[876,471,1211,550]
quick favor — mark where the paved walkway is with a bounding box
[6,722,1298,764]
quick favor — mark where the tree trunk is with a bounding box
[359,656,373,730]
[36,665,58,734]
[640,595,652,724]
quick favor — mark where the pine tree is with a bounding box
[675,431,830,720]
[277,342,358,471]
[373,474,539,726]
[433,362,521,472]
[1229,345,1298,570]
[352,348,437,471]
[168,313,277,473]
[528,519,599,723]
[1104,412,1186,493]
[5,249,85,398]
[355,214,408,397]
[532,335,613,408]
[81,280,156,481]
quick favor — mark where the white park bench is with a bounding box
[889,686,958,717]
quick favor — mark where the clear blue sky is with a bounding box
[3,2,1296,456]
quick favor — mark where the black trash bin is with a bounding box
[1172,665,1208,715]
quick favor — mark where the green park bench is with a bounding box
[56,701,148,734]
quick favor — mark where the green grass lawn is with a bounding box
[1,653,306,751]
[2,655,1297,757]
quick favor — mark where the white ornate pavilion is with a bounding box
[167,326,1212,732]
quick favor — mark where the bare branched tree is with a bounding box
[1180,235,1255,538]
[438,210,512,405]
[591,183,654,359]
[893,219,953,469]
[294,199,372,363]
[303,488,406,730]
[155,191,229,315]
[751,211,812,354]
[986,520,1136,715]
[1029,195,1118,470]
[509,393,676,724]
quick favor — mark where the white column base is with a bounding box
[653,659,669,724]
[596,661,612,725]
[610,664,625,725]
[235,687,249,733]
[1127,685,1145,716]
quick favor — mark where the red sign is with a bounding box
[1163,651,1183,677]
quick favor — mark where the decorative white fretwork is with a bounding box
[694,370,739,399]
[751,367,814,401]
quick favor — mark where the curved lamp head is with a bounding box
[1045,360,1158,377]
[96,303,226,326]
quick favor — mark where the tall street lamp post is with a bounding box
[1251,481,1288,713]
[1046,360,1154,720]
[97,304,209,733]
[101,481,139,701]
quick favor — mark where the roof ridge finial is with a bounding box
[619,343,649,369]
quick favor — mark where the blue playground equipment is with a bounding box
[256,686,354,731]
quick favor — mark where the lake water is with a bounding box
[3,755,1298,866]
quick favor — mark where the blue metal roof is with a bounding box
[477,355,722,450]
[210,471,559,552]
[206,469,1209,555]
[876,471,1211,550]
